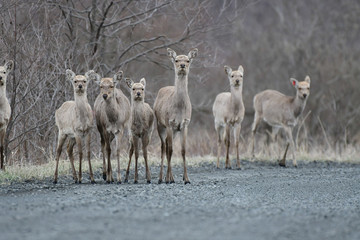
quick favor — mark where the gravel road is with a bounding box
[1,160,359,240]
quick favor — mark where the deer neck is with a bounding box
[104,95,119,116]
[174,74,189,102]
[132,99,144,113]
[0,86,6,99]
[292,94,307,118]
[230,86,243,112]
[74,93,89,121]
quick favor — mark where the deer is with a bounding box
[154,47,198,184]
[53,69,96,184]
[212,65,245,169]
[94,70,131,184]
[0,60,13,171]
[124,78,155,184]
[251,76,311,167]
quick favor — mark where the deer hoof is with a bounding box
[117,181,122,184]
[158,179,163,184]
[184,180,191,185]
[53,180,57,184]
[279,162,286,167]
[102,173,106,181]
[91,180,96,184]
[124,179,128,183]
[170,180,175,184]
[134,180,138,184]
[147,180,151,184]
[106,180,111,184]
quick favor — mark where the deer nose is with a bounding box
[78,85,82,89]
[137,92,141,96]
[0,76,2,80]
[236,79,240,84]
[180,64,185,68]
[103,94,108,100]
[303,93,307,98]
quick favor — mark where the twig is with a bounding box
[295,110,311,150]
[317,116,332,150]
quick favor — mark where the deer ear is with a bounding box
[113,71,123,86]
[85,70,100,83]
[5,60,14,73]
[304,75,311,85]
[125,78,133,89]
[140,78,146,88]
[167,48,177,61]
[290,78,298,87]
[66,69,76,82]
[238,65,244,75]
[224,65,232,76]
[188,48,198,60]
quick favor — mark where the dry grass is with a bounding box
[1,144,359,185]
[1,127,359,184]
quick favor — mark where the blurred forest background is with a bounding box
[0,0,359,165]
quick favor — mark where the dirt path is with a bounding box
[1,161,360,240]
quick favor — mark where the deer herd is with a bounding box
[0,47,311,185]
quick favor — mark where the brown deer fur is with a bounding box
[153,48,198,184]
[212,65,245,169]
[251,76,311,167]
[124,78,154,184]
[53,69,96,184]
[94,71,131,183]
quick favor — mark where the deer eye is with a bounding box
[110,86,114,88]
[175,60,179,63]
[187,60,190,63]
[231,75,234,78]
[74,81,77,84]
[142,88,144,91]
[132,88,135,91]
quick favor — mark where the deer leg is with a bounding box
[86,133,95,184]
[105,139,112,183]
[100,135,107,181]
[251,113,261,159]
[165,129,174,184]
[157,125,166,184]
[288,128,297,167]
[181,126,190,184]
[235,125,242,170]
[53,133,67,184]
[0,131,5,170]
[75,136,83,183]
[115,131,123,184]
[215,125,223,169]
[67,138,78,183]
[280,127,295,167]
[225,125,231,169]
[125,142,134,183]
[280,143,290,167]
[133,137,139,184]
[142,134,151,184]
